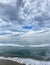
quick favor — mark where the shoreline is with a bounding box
[0,60,25,65]
[0,56,50,65]
[0,55,50,61]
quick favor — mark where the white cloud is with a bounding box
[0,0,50,37]
[0,18,7,26]
[0,0,17,6]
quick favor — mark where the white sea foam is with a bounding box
[0,56,50,65]
[0,44,24,47]
[0,44,50,47]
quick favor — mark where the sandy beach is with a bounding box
[0,60,25,65]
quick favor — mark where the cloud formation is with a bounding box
[0,0,50,40]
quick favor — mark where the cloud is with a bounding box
[0,0,17,6]
[0,0,50,38]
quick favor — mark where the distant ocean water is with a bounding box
[0,43,50,65]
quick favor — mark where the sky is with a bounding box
[0,0,50,44]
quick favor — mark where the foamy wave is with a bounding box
[0,56,50,65]
[0,44,50,47]
[0,44,24,47]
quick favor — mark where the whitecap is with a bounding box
[0,44,50,47]
[0,56,50,65]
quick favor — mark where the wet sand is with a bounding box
[0,60,25,65]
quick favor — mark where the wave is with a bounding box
[0,44,24,47]
[0,56,50,65]
[0,44,50,47]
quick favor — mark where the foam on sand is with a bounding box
[0,56,50,65]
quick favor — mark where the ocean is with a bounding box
[0,43,50,65]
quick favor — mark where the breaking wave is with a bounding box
[0,44,50,47]
[0,56,50,65]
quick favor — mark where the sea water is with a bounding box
[0,43,50,65]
